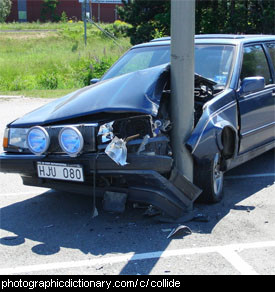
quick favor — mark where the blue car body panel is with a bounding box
[11,64,169,127]
[186,88,239,160]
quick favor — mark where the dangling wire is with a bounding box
[92,153,100,218]
[86,18,124,51]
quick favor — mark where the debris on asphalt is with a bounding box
[2,236,19,241]
[167,225,192,239]
[44,224,54,228]
[191,213,210,222]
[156,210,196,223]
[161,228,172,233]
[128,222,136,226]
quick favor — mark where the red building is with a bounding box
[7,0,125,23]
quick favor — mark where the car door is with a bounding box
[237,43,275,154]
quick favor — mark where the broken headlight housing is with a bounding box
[98,121,114,143]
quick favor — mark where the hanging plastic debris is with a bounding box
[105,136,128,166]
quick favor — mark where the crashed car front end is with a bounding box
[0,64,202,219]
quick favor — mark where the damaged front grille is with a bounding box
[97,115,171,166]
[97,115,154,144]
[112,115,154,139]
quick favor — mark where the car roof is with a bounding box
[133,34,275,48]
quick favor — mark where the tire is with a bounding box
[194,152,224,203]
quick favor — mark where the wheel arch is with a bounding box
[219,125,238,159]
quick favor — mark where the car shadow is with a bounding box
[0,149,274,274]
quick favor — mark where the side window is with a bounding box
[240,45,272,85]
[266,43,275,69]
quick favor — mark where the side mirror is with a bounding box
[239,77,265,96]
[90,78,100,85]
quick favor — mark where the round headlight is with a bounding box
[59,126,84,157]
[27,126,50,155]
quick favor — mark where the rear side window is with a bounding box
[240,45,272,85]
[266,43,275,69]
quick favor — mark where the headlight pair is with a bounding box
[5,126,84,157]
[28,126,84,157]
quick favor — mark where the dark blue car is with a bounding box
[1,35,274,219]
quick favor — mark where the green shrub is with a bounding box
[60,11,68,23]
[105,20,132,38]
[38,71,59,89]
[90,56,115,80]
[8,76,37,91]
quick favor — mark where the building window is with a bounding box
[18,0,27,22]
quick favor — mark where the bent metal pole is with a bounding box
[171,0,195,183]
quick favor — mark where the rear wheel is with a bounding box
[195,152,224,203]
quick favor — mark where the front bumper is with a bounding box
[0,152,201,218]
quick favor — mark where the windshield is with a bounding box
[102,44,235,87]
[102,46,171,81]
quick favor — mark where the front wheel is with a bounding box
[195,153,224,203]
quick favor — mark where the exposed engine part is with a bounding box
[137,134,150,154]
[195,84,214,100]
[97,114,171,158]
[161,120,172,132]
[153,119,172,135]
[127,135,170,156]
[125,134,140,143]
[194,73,217,125]
[112,115,154,139]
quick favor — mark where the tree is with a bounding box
[41,0,60,22]
[0,0,12,23]
[196,0,275,35]
[117,0,170,45]
[119,0,275,45]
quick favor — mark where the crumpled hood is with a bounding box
[11,64,170,127]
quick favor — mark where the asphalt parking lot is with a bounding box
[0,96,274,275]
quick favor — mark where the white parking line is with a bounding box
[0,241,274,275]
[0,192,41,197]
[218,248,258,275]
[0,190,50,197]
